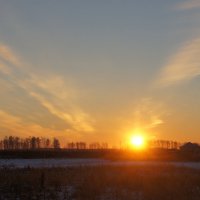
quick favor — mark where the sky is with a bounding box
[0,0,200,145]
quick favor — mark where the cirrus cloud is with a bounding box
[0,44,22,68]
[0,42,95,139]
[175,0,200,10]
[156,37,200,87]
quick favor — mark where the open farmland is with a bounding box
[0,165,200,200]
[1,158,200,169]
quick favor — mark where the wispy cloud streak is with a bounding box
[0,61,12,75]
[0,110,69,142]
[176,0,200,10]
[19,74,94,132]
[0,43,94,137]
[156,37,200,87]
[129,98,165,133]
[0,44,22,67]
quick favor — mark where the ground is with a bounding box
[0,165,200,200]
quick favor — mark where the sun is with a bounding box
[130,135,145,149]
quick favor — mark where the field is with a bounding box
[1,158,200,169]
[1,164,200,200]
[1,150,200,199]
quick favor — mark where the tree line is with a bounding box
[0,136,109,150]
[0,136,60,150]
[148,140,181,150]
[0,136,182,150]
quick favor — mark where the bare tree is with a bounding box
[53,138,60,149]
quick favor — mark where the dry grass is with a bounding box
[0,165,200,199]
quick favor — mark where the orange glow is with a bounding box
[130,135,146,149]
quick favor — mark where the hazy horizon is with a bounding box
[0,0,200,145]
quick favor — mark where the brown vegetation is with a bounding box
[0,165,200,199]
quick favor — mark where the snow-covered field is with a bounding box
[0,158,200,169]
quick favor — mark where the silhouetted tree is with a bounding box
[3,137,8,150]
[68,142,76,149]
[45,138,51,148]
[31,137,37,149]
[53,138,60,149]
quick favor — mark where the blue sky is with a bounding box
[0,0,200,145]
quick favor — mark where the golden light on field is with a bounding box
[130,135,146,149]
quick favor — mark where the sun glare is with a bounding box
[130,135,145,149]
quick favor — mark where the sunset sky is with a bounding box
[0,0,200,145]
